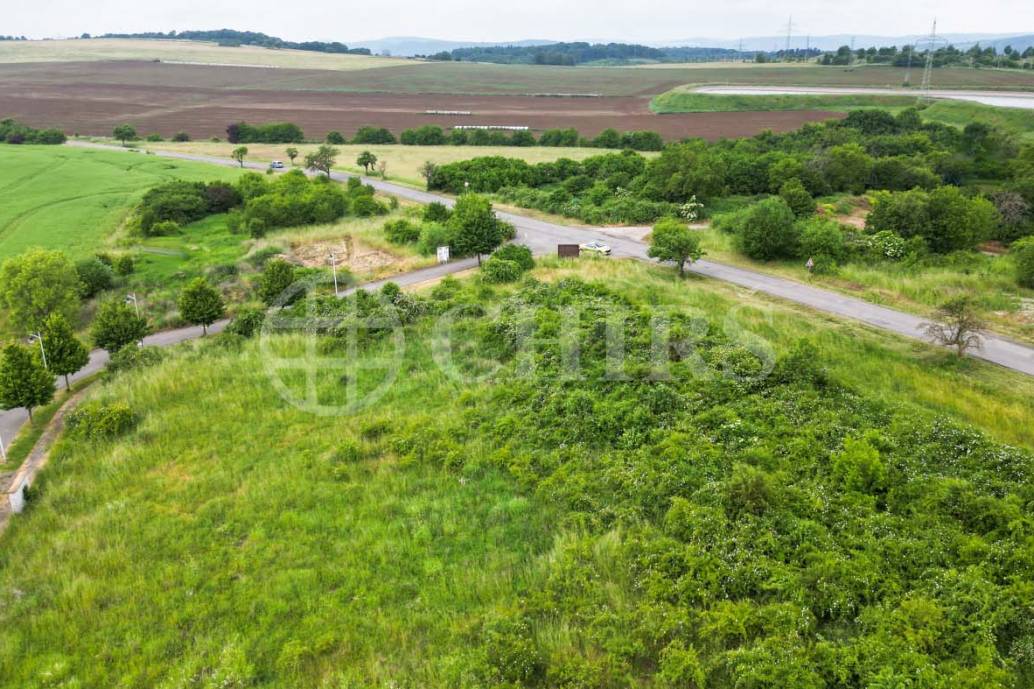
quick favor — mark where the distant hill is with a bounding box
[99,29,372,55]
[351,36,553,57]
[442,42,746,65]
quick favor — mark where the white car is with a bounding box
[580,241,612,256]
[270,160,285,169]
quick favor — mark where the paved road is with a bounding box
[66,142,1034,380]
[694,86,1034,110]
[5,140,1034,456]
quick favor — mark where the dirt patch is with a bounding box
[290,236,397,273]
[0,61,846,141]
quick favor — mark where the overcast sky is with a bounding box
[6,0,1034,43]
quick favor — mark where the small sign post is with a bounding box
[558,244,580,259]
[437,246,450,264]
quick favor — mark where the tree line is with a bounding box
[96,29,372,55]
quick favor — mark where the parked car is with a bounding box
[579,241,612,256]
[270,160,285,169]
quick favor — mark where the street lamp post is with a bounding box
[28,331,47,370]
[125,293,140,317]
[329,252,339,297]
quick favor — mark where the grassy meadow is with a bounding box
[691,225,1034,345]
[650,89,1034,141]
[2,259,1034,686]
[137,141,648,189]
[0,145,241,260]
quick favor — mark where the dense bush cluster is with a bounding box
[136,171,386,238]
[65,401,138,440]
[136,181,243,235]
[0,118,66,145]
[279,275,1034,687]
[432,108,1034,237]
[400,125,664,151]
[226,121,305,144]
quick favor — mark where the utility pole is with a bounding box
[125,292,140,317]
[329,252,339,297]
[28,331,47,370]
[920,19,945,100]
[0,431,6,461]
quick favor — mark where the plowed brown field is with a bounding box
[0,61,845,141]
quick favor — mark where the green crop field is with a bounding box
[0,145,241,260]
[651,88,920,113]
[2,259,1034,687]
[650,89,1034,141]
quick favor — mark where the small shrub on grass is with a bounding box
[148,220,181,236]
[423,202,452,222]
[171,131,190,142]
[482,257,522,283]
[75,257,115,298]
[491,244,535,271]
[226,307,266,338]
[384,219,421,245]
[106,344,163,377]
[780,178,816,218]
[417,222,456,256]
[799,218,847,262]
[65,401,138,441]
[113,255,135,276]
[1012,236,1034,287]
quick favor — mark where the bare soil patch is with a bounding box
[0,61,845,141]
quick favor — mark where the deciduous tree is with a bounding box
[648,218,703,276]
[0,248,81,330]
[305,145,338,177]
[285,147,299,166]
[0,344,54,420]
[922,296,986,357]
[177,278,225,335]
[231,146,248,168]
[112,124,137,145]
[449,194,504,265]
[357,151,377,174]
[41,312,89,390]
[92,300,149,353]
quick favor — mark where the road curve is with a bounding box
[4,141,1034,454]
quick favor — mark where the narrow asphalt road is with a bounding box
[3,141,1027,452]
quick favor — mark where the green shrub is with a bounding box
[417,222,456,256]
[106,344,163,376]
[325,131,346,144]
[799,218,847,262]
[732,198,800,261]
[1012,236,1034,287]
[226,307,266,338]
[149,220,181,236]
[113,255,135,276]
[384,219,421,244]
[832,437,887,494]
[65,401,138,441]
[779,178,816,218]
[491,244,535,271]
[423,202,452,222]
[171,131,190,142]
[75,257,115,298]
[482,257,522,283]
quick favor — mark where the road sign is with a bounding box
[437,246,450,264]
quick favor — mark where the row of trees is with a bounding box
[0,118,66,145]
[0,252,226,419]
